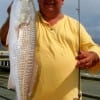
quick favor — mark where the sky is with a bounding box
[0,0,100,44]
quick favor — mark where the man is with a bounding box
[1,0,100,100]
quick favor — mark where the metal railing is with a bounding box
[81,73,100,99]
[0,58,10,69]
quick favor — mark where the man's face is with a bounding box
[38,0,64,16]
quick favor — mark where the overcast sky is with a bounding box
[0,0,100,44]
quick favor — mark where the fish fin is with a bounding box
[8,75,16,90]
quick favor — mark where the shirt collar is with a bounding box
[38,11,51,26]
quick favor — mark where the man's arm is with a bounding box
[0,16,10,47]
[76,23,100,72]
[0,2,12,47]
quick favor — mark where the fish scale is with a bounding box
[7,0,38,100]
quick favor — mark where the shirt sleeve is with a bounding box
[80,24,100,73]
[79,24,100,57]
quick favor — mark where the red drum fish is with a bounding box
[6,0,38,100]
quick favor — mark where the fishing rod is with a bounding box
[74,0,81,100]
[77,0,81,100]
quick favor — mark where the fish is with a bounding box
[6,0,38,100]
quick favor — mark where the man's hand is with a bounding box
[76,50,100,69]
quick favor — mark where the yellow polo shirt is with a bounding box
[31,12,100,100]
